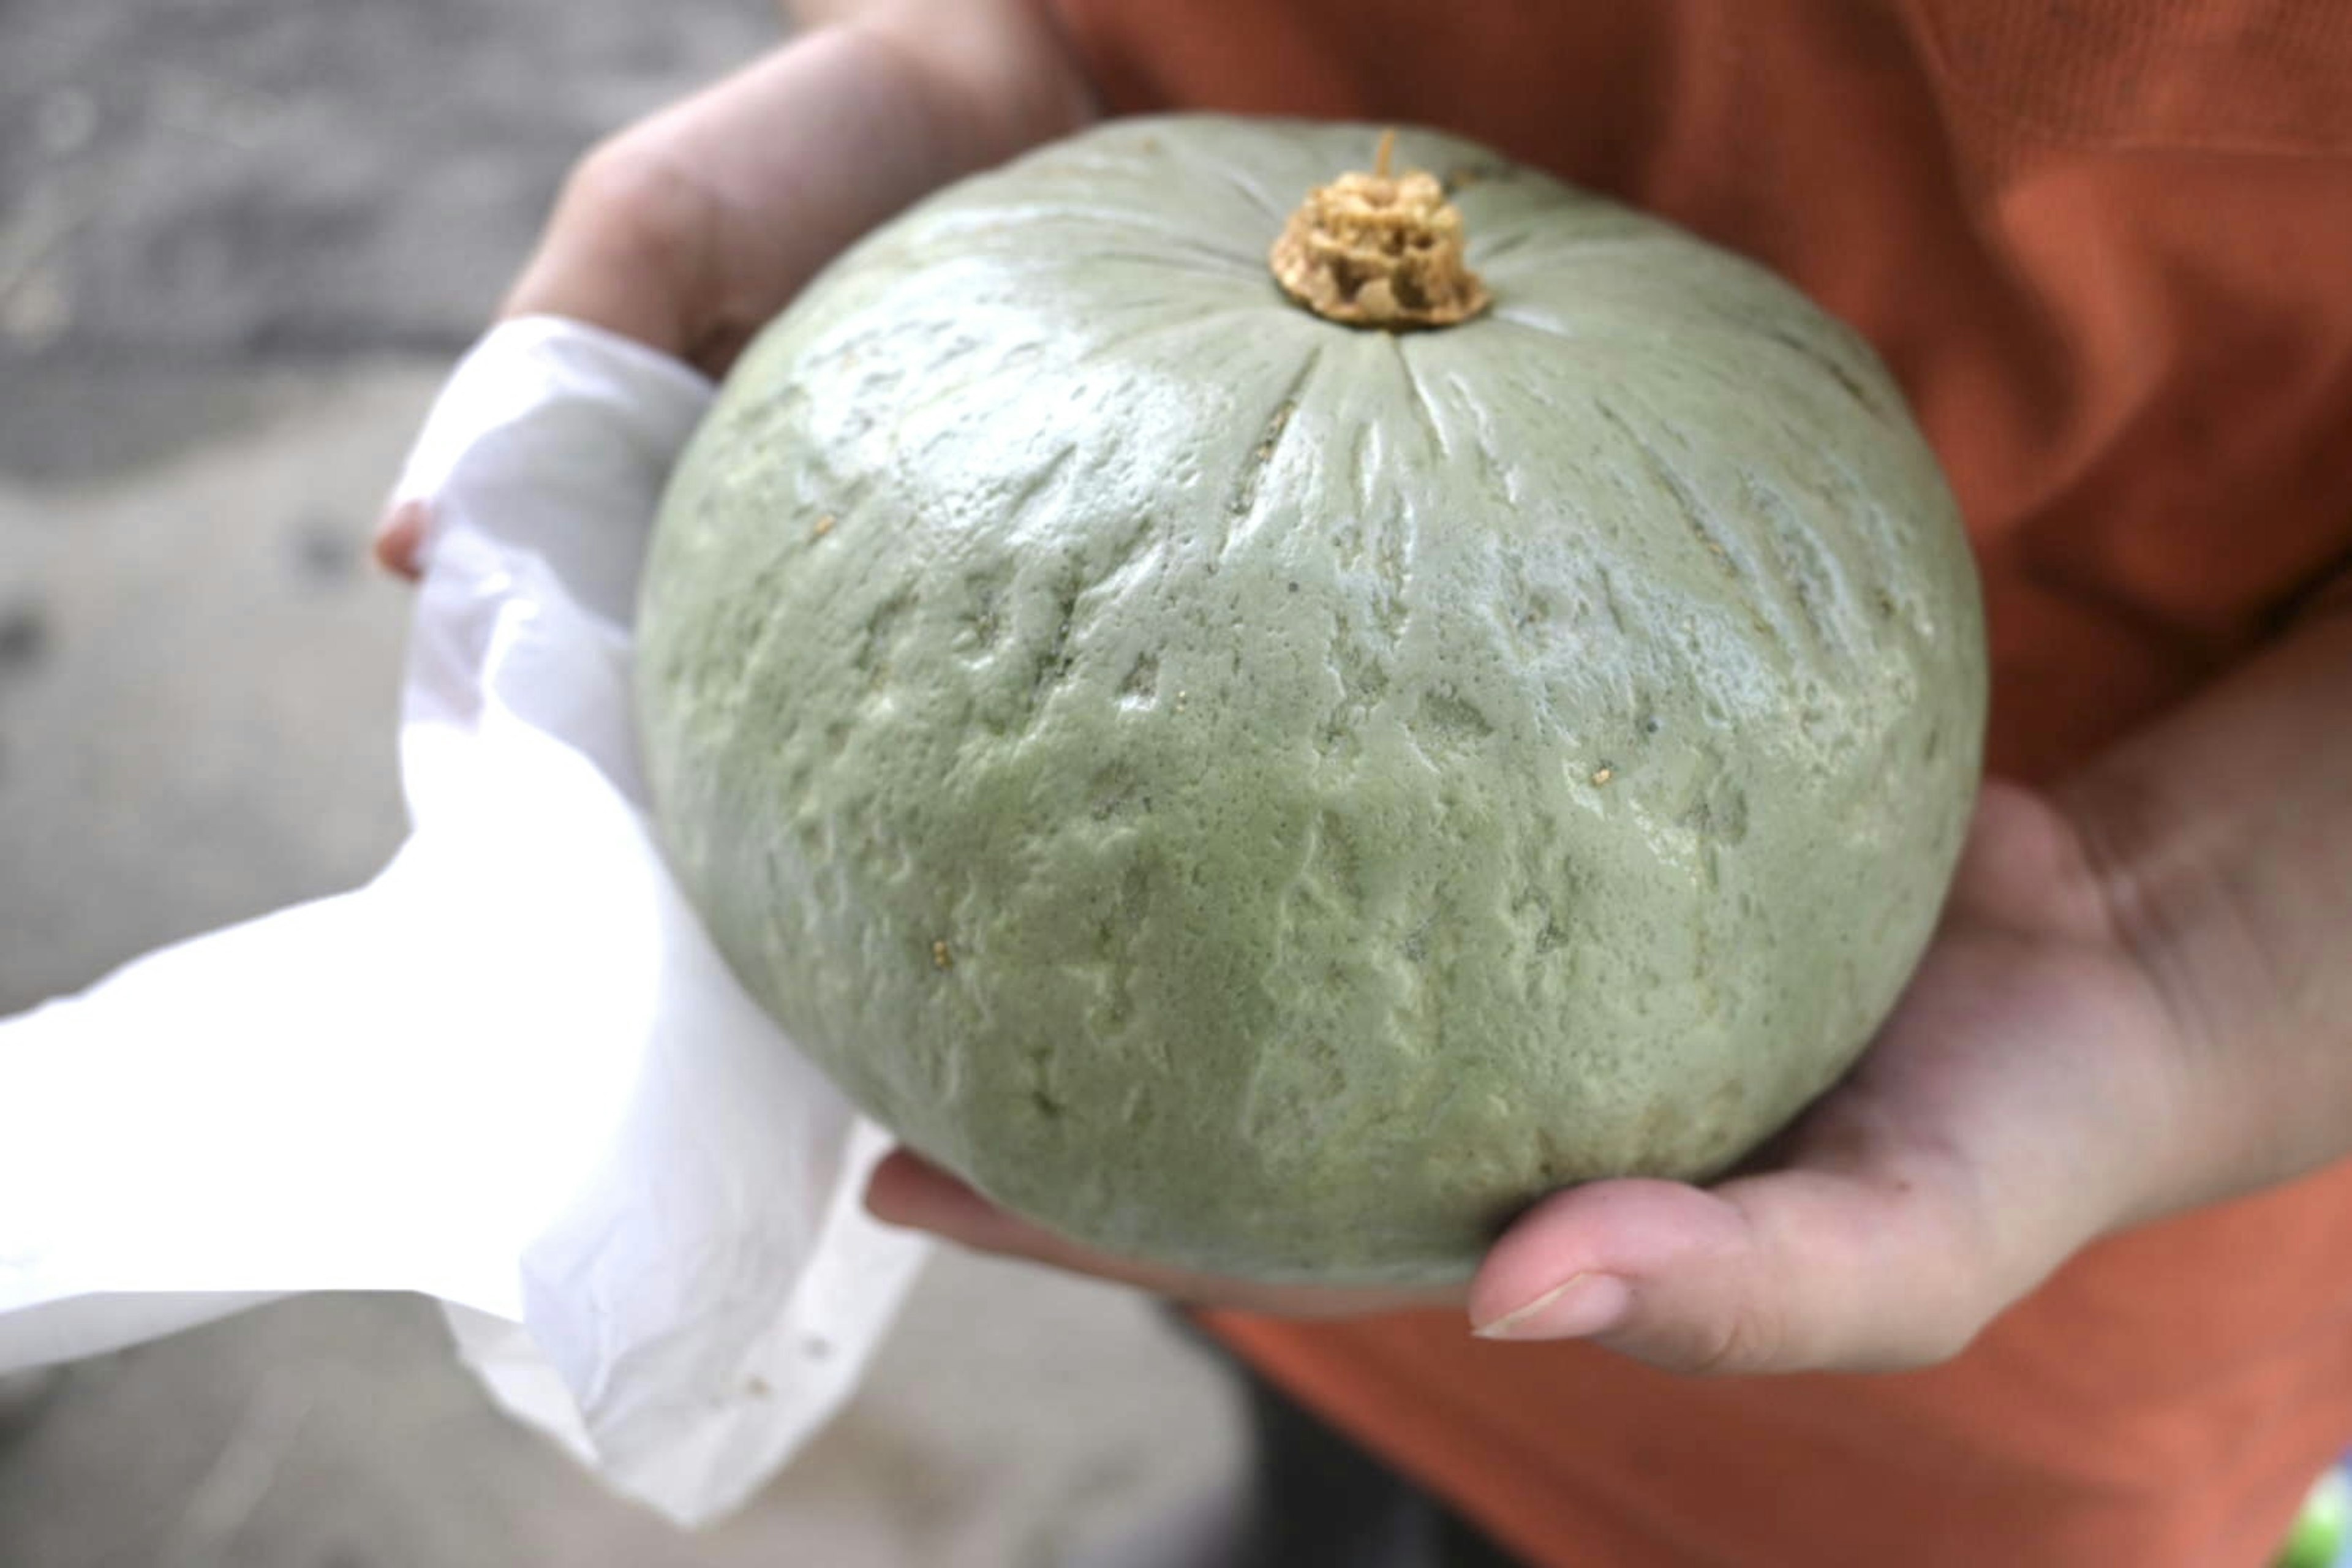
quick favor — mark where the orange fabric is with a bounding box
[1046,2,2352,1564]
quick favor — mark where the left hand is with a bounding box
[865,778,2192,1371]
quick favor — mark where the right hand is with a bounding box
[375,0,1093,578]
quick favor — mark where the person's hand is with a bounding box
[870,594,2352,1375]
[866,779,2187,1365]
[374,0,1093,579]
[1460,777,2181,1370]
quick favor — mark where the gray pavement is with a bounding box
[0,2,1246,1563]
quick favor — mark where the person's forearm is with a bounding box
[2062,590,2352,1210]
[506,0,1094,367]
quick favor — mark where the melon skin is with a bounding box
[635,115,1987,1286]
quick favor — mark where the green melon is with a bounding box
[635,115,1986,1286]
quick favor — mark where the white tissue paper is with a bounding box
[0,315,932,1525]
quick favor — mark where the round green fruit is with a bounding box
[635,115,1987,1285]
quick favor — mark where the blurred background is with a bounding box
[0,1,1246,1563]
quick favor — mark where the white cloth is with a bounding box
[0,316,930,1526]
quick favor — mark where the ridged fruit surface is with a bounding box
[636,116,1986,1284]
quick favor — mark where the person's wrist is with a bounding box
[2063,793,2202,1183]
[2054,749,2285,1229]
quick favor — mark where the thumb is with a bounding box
[1466,1166,2009,1375]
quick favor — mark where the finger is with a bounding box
[865,1148,1458,1318]
[864,1147,1011,1242]
[864,1148,1273,1298]
[372,497,430,582]
[1467,1158,2006,1375]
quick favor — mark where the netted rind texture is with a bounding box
[636,116,1987,1285]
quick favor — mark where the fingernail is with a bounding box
[1473,1272,1633,1341]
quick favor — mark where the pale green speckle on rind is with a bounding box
[635,116,1988,1285]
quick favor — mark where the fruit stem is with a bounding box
[1269,130,1490,330]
